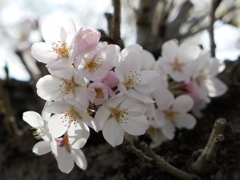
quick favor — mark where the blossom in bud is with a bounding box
[95,94,149,147]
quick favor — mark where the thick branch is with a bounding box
[191,118,226,176]
[139,141,200,180]
[110,0,124,48]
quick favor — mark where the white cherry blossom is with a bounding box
[95,94,149,147]
[31,17,76,70]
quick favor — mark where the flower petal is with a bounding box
[174,113,196,129]
[70,149,87,170]
[47,114,68,138]
[161,120,175,140]
[32,141,51,155]
[23,111,44,128]
[102,117,124,147]
[120,115,148,136]
[173,95,193,113]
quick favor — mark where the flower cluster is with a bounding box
[23,17,227,173]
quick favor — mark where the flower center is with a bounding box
[84,57,103,73]
[164,108,177,122]
[61,109,84,128]
[111,108,129,123]
[52,41,69,58]
[32,127,45,139]
[123,71,141,88]
[95,88,104,99]
[171,57,185,71]
[59,78,77,94]
[195,70,209,85]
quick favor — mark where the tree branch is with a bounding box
[191,118,226,176]
[139,141,201,180]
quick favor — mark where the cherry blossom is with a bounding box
[161,39,201,82]
[155,91,196,140]
[95,94,149,147]
[75,41,121,81]
[115,45,160,103]
[31,17,76,70]
[36,67,89,110]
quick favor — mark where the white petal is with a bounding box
[134,70,160,93]
[45,101,71,114]
[31,42,58,63]
[205,77,227,97]
[174,113,196,129]
[94,105,111,130]
[68,122,89,149]
[121,44,143,58]
[141,50,156,70]
[154,89,174,111]
[36,75,63,101]
[173,95,193,113]
[70,149,87,170]
[120,115,148,136]
[32,141,51,155]
[128,89,154,104]
[102,117,124,147]
[23,111,44,128]
[178,43,200,62]
[47,114,68,138]
[79,111,98,132]
[155,109,167,127]
[162,40,178,63]
[161,120,175,140]
[119,96,147,114]
[55,146,74,174]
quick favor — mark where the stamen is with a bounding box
[52,41,69,58]
[84,57,103,73]
[171,57,185,71]
[123,71,141,88]
[59,78,77,94]
[111,108,129,124]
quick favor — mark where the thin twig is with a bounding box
[124,139,155,166]
[139,141,200,180]
[191,118,226,176]
[209,0,222,57]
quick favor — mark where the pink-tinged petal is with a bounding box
[102,117,124,147]
[47,114,68,138]
[120,115,148,136]
[31,42,58,63]
[68,123,89,149]
[36,75,63,101]
[161,120,175,140]
[173,95,193,113]
[134,70,160,93]
[204,77,227,97]
[55,146,74,174]
[128,89,154,104]
[88,82,108,105]
[103,71,120,88]
[45,101,71,114]
[174,113,196,129]
[48,67,74,80]
[94,105,111,130]
[154,89,174,111]
[162,40,178,63]
[23,111,44,128]
[70,149,87,170]
[155,109,167,127]
[178,43,200,63]
[33,141,51,155]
